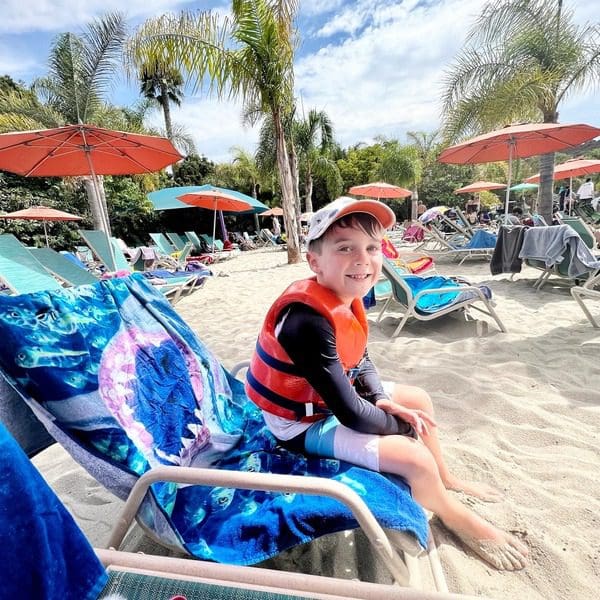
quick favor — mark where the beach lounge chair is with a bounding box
[519,224,600,290]
[571,271,600,328]
[0,422,463,600]
[377,258,507,336]
[28,247,99,286]
[0,233,64,294]
[149,232,178,255]
[166,232,189,252]
[0,274,450,595]
[418,225,497,265]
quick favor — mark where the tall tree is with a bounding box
[128,0,302,263]
[139,63,184,140]
[441,0,600,222]
[294,108,340,213]
[0,13,128,232]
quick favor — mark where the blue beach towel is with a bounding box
[0,275,427,565]
[0,422,107,600]
[402,275,492,314]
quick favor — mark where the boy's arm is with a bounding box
[278,304,414,436]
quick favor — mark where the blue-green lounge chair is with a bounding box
[0,234,63,294]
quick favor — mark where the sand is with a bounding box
[33,245,600,599]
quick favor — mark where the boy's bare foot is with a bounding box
[458,530,529,571]
[444,476,503,502]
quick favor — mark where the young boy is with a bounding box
[246,197,528,570]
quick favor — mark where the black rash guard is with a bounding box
[276,303,414,437]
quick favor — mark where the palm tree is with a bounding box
[0,13,128,232]
[231,145,262,231]
[128,0,303,263]
[139,63,184,140]
[441,0,600,222]
[294,108,340,213]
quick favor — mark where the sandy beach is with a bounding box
[34,245,600,599]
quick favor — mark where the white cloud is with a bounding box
[296,0,483,147]
[153,97,259,163]
[299,0,344,18]
[0,0,199,34]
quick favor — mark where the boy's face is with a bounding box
[307,221,383,306]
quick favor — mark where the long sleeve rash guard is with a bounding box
[276,303,414,436]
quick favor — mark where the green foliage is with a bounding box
[336,144,384,191]
[172,154,216,186]
[418,160,476,208]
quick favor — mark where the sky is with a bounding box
[1,0,599,163]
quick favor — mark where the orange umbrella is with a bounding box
[438,122,600,218]
[525,158,600,184]
[1,205,82,246]
[176,187,252,253]
[0,124,182,248]
[454,181,506,194]
[259,206,284,217]
[0,125,182,177]
[348,181,412,199]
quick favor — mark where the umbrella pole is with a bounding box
[43,221,49,247]
[504,142,514,221]
[569,176,573,216]
[212,200,217,255]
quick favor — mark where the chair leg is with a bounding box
[391,312,411,337]
[376,296,393,324]
[571,288,600,328]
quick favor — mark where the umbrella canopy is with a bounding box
[419,206,449,223]
[259,207,284,217]
[524,158,600,184]
[348,181,412,199]
[1,205,82,246]
[454,181,506,194]
[176,187,253,252]
[147,185,267,213]
[438,122,600,217]
[0,124,182,177]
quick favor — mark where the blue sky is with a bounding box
[2,0,598,162]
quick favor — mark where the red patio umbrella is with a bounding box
[176,187,253,253]
[259,206,284,217]
[0,124,182,234]
[348,181,412,199]
[438,123,600,218]
[1,205,82,247]
[525,158,600,184]
[454,181,506,194]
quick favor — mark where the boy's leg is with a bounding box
[388,383,502,502]
[377,435,528,571]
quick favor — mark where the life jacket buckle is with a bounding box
[305,403,314,417]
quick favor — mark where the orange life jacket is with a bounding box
[245,278,369,422]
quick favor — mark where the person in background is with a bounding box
[576,178,594,205]
[272,215,282,237]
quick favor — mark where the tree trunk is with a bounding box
[538,152,555,223]
[83,177,110,234]
[289,140,303,241]
[411,188,418,222]
[305,172,314,213]
[160,83,174,140]
[273,111,301,263]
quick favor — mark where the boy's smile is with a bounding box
[307,225,383,306]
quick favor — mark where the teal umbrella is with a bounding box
[509,183,538,192]
[148,185,268,239]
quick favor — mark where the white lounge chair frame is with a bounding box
[571,271,600,328]
[377,261,507,337]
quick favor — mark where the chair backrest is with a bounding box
[381,259,411,306]
[166,232,187,252]
[0,234,63,293]
[149,233,176,255]
[78,230,131,272]
[29,247,98,287]
[557,216,595,249]
[184,231,204,252]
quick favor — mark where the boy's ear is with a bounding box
[306,251,321,274]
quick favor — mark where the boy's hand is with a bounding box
[376,399,437,437]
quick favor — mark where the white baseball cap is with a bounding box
[306,196,396,243]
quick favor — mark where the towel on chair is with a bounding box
[0,275,427,566]
[0,422,107,600]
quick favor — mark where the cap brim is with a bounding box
[334,200,396,230]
